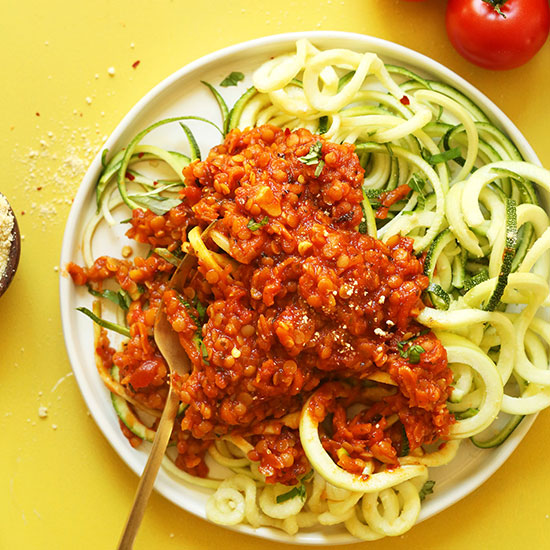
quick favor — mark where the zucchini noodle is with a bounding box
[72,39,550,542]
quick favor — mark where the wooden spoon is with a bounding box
[0,193,21,298]
[117,254,196,549]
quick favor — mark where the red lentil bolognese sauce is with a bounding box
[68,124,454,485]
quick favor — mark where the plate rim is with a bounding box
[59,30,540,546]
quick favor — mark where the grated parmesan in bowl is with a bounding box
[0,193,20,297]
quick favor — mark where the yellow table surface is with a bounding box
[2,1,550,548]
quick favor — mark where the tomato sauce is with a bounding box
[68,125,454,485]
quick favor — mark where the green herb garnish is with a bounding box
[177,294,207,327]
[419,480,435,501]
[129,194,183,216]
[220,71,245,87]
[407,344,425,364]
[314,159,325,177]
[408,172,427,208]
[397,330,429,363]
[318,116,329,134]
[247,216,269,231]
[86,285,132,311]
[153,248,181,267]
[427,147,462,165]
[76,307,130,337]
[302,470,314,482]
[298,141,323,166]
[192,331,210,365]
[276,484,307,503]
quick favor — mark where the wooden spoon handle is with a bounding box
[116,385,180,549]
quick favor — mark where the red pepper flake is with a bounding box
[126,172,135,181]
[36,186,42,191]
[21,211,25,215]
[35,112,40,116]
[153,181,158,186]
[400,95,410,106]
[138,152,145,158]
[132,60,140,69]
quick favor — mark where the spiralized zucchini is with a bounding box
[80,39,550,542]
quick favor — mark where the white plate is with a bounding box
[60,31,540,545]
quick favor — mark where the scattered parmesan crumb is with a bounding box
[378,295,386,304]
[107,66,116,76]
[85,97,92,105]
[52,424,58,430]
[374,328,388,337]
[38,406,48,419]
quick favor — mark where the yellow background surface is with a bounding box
[2,1,550,549]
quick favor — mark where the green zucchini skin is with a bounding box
[470,414,525,448]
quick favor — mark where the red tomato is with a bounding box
[446,0,550,70]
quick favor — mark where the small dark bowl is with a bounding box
[0,194,21,298]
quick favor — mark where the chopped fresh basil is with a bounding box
[314,159,325,178]
[86,285,132,311]
[407,344,425,364]
[130,194,182,216]
[137,284,147,295]
[298,141,323,165]
[397,330,429,363]
[363,188,382,199]
[419,480,435,501]
[408,172,427,208]
[153,247,181,267]
[199,339,209,363]
[195,299,207,322]
[301,469,314,482]
[318,116,329,134]
[247,216,269,231]
[427,147,462,165]
[76,307,130,337]
[408,173,426,195]
[177,294,207,327]
[220,71,244,87]
[276,484,306,503]
[192,331,210,365]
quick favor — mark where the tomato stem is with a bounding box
[482,0,508,18]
